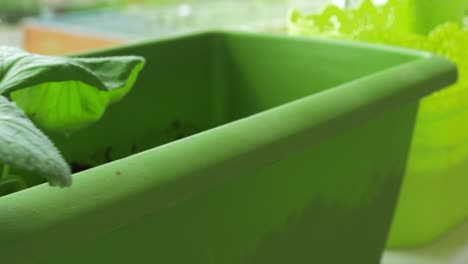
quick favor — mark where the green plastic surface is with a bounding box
[0,32,456,263]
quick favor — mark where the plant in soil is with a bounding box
[0,46,145,196]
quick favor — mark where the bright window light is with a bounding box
[332,0,346,7]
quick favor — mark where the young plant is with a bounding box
[288,0,468,110]
[0,46,145,196]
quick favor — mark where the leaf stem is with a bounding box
[1,164,10,180]
[0,176,28,193]
[4,174,27,189]
[0,166,28,196]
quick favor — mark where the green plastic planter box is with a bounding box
[0,32,456,263]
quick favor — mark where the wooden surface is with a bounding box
[23,23,123,55]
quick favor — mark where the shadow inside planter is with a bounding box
[50,32,418,169]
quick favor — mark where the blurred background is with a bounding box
[0,0,359,55]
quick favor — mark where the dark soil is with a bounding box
[70,162,94,173]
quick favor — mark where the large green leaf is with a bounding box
[0,95,71,187]
[0,46,145,132]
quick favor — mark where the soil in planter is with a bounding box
[169,120,200,140]
[0,180,23,196]
[0,119,201,198]
[70,162,95,173]
[109,119,201,160]
[68,119,200,174]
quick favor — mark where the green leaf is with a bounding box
[288,1,468,177]
[0,46,145,132]
[0,95,71,187]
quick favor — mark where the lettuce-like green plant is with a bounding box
[288,0,468,111]
[288,0,468,169]
[0,46,144,195]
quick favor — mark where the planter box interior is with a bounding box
[0,32,456,263]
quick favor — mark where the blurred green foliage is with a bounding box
[0,0,40,24]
